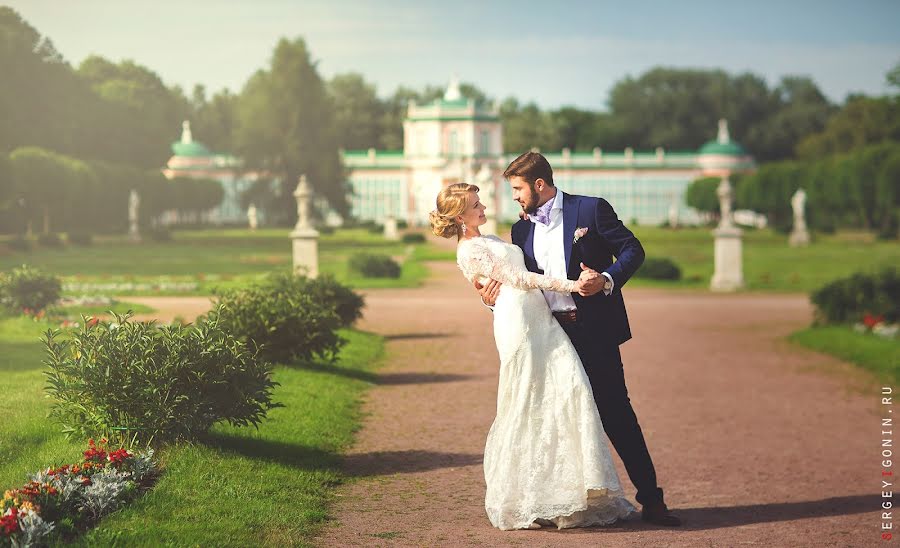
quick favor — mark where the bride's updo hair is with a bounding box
[428,183,480,239]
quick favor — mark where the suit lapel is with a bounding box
[562,192,577,271]
[524,221,536,265]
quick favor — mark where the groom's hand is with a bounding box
[474,278,502,307]
[578,262,605,296]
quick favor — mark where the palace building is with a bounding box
[163,78,755,227]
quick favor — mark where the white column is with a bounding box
[290,175,319,278]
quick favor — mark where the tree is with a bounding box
[9,147,76,234]
[234,37,348,221]
[500,98,561,153]
[0,153,11,207]
[189,85,238,153]
[76,56,191,169]
[328,73,383,150]
[795,96,900,159]
[685,176,722,217]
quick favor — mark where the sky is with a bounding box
[5,0,899,110]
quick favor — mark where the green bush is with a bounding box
[402,233,426,243]
[349,253,401,278]
[0,264,62,312]
[43,310,280,446]
[265,273,364,328]
[367,223,384,234]
[146,228,172,242]
[811,267,899,325]
[317,225,335,235]
[7,235,31,252]
[634,257,682,280]
[68,230,93,246]
[210,277,346,364]
[38,232,64,248]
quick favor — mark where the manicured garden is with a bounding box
[0,256,384,546]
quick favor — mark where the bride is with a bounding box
[428,182,637,530]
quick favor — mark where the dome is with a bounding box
[170,120,212,158]
[698,119,747,156]
[171,140,212,157]
[699,140,746,156]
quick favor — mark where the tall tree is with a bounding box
[328,73,383,150]
[234,37,348,221]
[796,96,900,159]
[76,56,191,168]
[189,85,238,153]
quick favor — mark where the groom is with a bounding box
[476,151,681,527]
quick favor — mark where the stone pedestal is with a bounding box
[383,215,399,240]
[710,225,745,291]
[291,228,319,278]
[291,175,319,278]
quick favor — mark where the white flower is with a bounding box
[573,227,589,244]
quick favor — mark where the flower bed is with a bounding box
[1,439,156,546]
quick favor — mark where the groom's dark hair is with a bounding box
[503,151,555,188]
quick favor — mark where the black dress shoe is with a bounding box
[641,503,682,526]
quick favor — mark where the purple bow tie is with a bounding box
[531,196,555,226]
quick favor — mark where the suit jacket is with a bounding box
[511,191,645,346]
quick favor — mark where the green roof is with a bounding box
[699,140,746,156]
[171,140,213,157]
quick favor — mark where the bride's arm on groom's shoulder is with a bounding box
[592,197,645,289]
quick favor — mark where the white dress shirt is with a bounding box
[531,191,578,312]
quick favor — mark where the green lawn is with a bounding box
[0,314,384,546]
[628,226,900,292]
[790,326,900,383]
[0,228,429,295]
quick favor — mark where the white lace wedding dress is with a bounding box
[457,234,637,530]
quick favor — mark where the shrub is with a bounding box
[209,279,345,364]
[402,233,426,244]
[811,267,899,325]
[0,264,62,312]
[367,223,384,234]
[38,232,64,248]
[43,310,280,446]
[7,235,31,252]
[68,231,93,246]
[317,225,335,235]
[146,228,172,242]
[349,253,401,278]
[265,272,364,328]
[634,257,682,280]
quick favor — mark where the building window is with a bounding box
[480,130,490,154]
[448,130,458,156]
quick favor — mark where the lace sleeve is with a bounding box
[458,238,578,294]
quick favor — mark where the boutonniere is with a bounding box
[573,227,588,244]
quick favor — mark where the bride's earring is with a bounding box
[461,221,468,235]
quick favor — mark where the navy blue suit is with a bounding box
[510,191,666,507]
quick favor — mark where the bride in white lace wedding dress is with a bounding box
[429,183,636,531]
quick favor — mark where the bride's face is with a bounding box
[457,191,487,229]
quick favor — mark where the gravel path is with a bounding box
[317,261,884,548]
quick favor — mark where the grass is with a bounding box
[631,226,900,292]
[789,326,900,383]
[0,228,430,295]
[0,314,385,546]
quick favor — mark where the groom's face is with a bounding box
[508,176,540,215]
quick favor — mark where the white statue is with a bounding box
[247,203,258,230]
[791,188,807,229]
[128,189,140,241]
[789,188,810,246]
[716,177,734,228]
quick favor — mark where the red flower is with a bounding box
[86,317,100,328]
[1,506,19,535]
[863,313,885,329]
